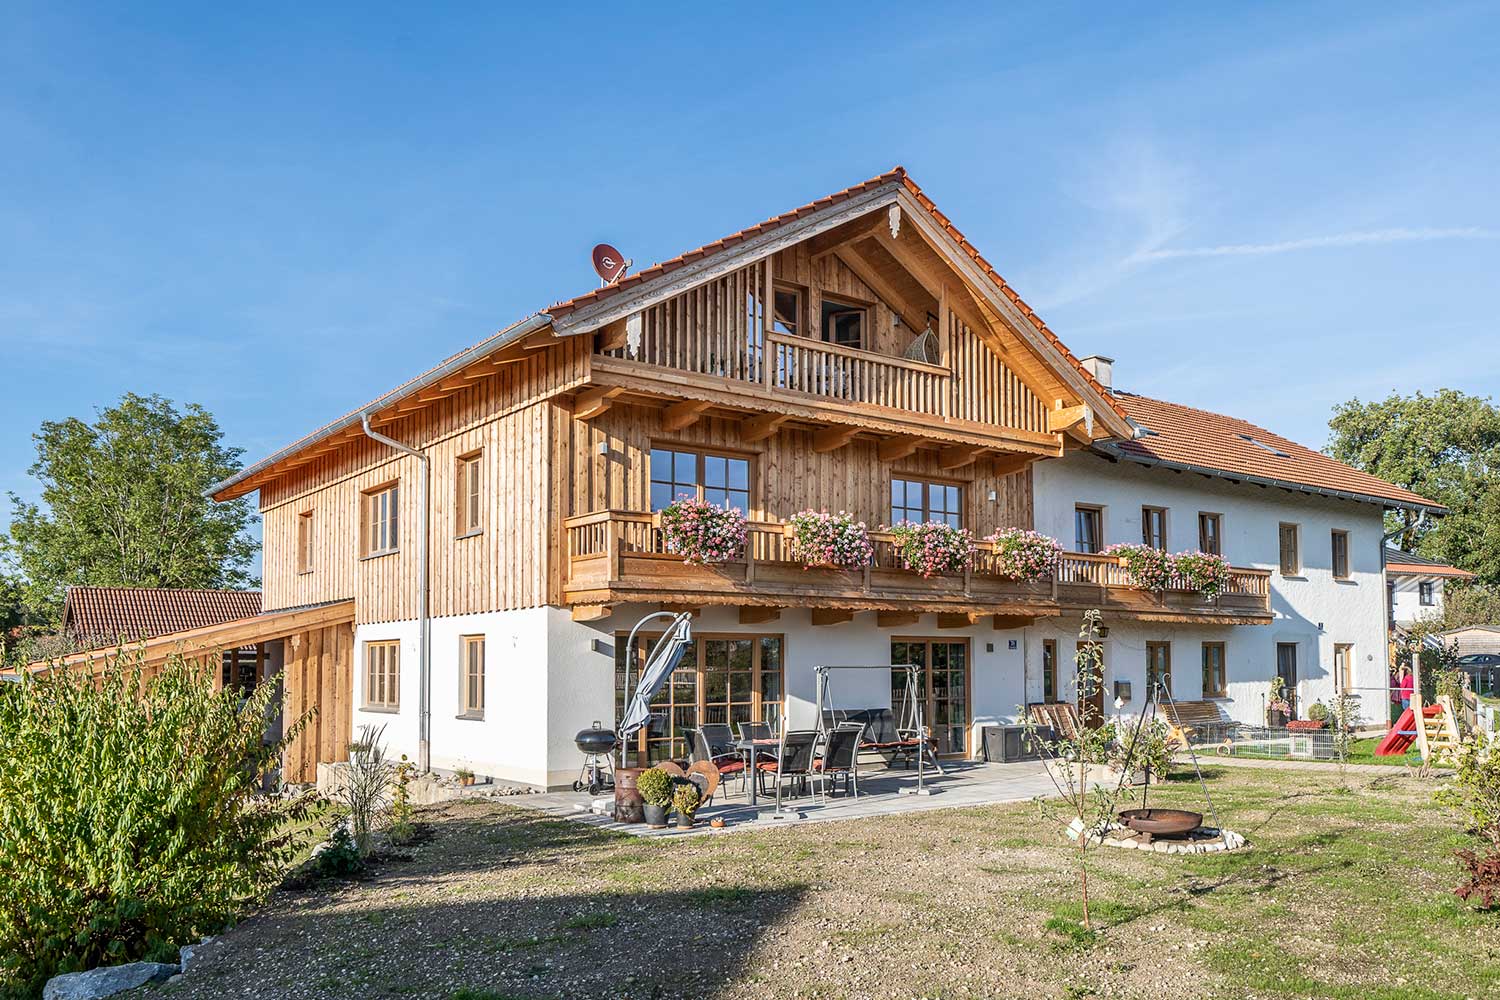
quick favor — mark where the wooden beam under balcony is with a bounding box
[597,317,630,352]
[812,425,859,454]
[574,386,626,421]
[572,605,613,623]
[662,399,712,432]
[520,330,559,351]
[741,413,789,443]
[990,452,1037,477]
[878,435,924,462]
[992,614,1038,630]
[739,606,782,625]
[939,444,986,471]
[877,611,920,628]
[936,612,982,629]
[811,608,855,626]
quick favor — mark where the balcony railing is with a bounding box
[563,510,1273,618]
[766,333,950,416]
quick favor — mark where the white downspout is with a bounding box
[360,412,432,773]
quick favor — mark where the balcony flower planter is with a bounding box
[784,510,874,570]
[1102,543,1175,592]
[1174,551,1229,599]
[656,498,747,566]
[987,528,1063,582]
[886,521,976,579]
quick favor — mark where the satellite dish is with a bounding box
[591,243,631,286]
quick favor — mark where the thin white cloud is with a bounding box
[1130,226,1497,263]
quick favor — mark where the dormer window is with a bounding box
[820,296,866,349]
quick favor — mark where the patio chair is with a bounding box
[813,723,864,800]
[737,720,778,764]
[700,722,737,757]
[756,729,820,811]
[685,727,746,801]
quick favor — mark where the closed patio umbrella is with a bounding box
[618,611,694,741]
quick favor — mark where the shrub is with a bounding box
[314,826,365,879]
[1111,719,1175,780]
[0,652,308,996]
[340,725,394,858]
[636,767,674,806]
[1307,701,1329,723]
[786,510,873,569]
[672,782,702,819]
[658,497,747,565]
[887,520,976,578]
[1437,736,1500,909]
[988,528,1062,582]
[1173,550,1229,598]
[1102,543,1174,592]
[388,754,415,846]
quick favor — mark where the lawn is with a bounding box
[140,765,1499,1000]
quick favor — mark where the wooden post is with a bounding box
[1411,642,1429,763]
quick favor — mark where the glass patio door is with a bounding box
[890,639,970,756]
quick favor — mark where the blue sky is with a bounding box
[4,2,1499,565]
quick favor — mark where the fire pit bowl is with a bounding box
[1117,808,1202,840]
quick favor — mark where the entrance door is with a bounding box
[1276,642,1299,718]
[891,639,970,756]
[1076,640,1106,727]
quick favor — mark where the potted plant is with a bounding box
[657,497,747,566]
[786,509,874,569]
[1174,550,1229,599]
[886,520,976,578]
[988,528,1063,582]
[637,767,674,829]
[454,765,476,787]
[1102,543,1175,592]
[672,781,702,830]
[1266,678,1293,727]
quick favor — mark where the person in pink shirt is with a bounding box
[1399,666,1415,712]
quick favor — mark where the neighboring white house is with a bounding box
[1386,548,1474,627]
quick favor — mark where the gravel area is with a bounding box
[132,766,1500,1000]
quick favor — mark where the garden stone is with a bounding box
[44,962,179,1000]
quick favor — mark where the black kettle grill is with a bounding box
[572,723,617,794]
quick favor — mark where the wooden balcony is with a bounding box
[563,511,1274,625]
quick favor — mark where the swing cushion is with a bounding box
[822,709,904,746]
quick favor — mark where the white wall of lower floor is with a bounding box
[350,603,1389,789]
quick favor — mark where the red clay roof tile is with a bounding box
[63,587,262,644]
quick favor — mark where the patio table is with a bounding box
[732,738,780,806]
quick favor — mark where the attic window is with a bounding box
[1237,434,1289,458]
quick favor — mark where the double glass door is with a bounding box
[890,639,970,756]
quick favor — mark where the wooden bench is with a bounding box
[1156,700,1237,748]
[1027,702,1083,741]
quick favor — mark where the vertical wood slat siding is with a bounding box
[948,313,1047,433]
[281,623,353,784]
[259,339,584,624]
[601,260,767,382]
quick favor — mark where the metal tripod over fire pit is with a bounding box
[1112,678,1222,842]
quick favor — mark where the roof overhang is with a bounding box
[1094,442,1449,516]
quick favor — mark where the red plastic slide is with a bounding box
[1375,704,1443,756]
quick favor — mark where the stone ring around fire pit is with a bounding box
[1065,815,1250,854]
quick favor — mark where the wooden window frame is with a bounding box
[1146,641,1172,697]
[1075,505,1104,555]
[648,444,754,515]
[892,636,973,757]
[1042,638,1058,702]
[1333,642,1355,692]
[458,634,485,719]
[364,640,400,712]
[1201,642,1227,698]
[819,292,870,350]
[296,509,315,575]
[1198,512,1222,556]
[456,451,483,539]
[1141,506,1168,550]
[771,283,804,338]
[361,481,400,558]
[890,476,964,528]
[1278,522,1301,576]
[1419,580,1436,606]
[1331,529,1350,579]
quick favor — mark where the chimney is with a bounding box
[1080,355,1114,390]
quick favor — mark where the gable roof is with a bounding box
[63,587,263,644]
[209,168,1128,502]
[1098,391,1445,513]
[1384,549,1475,579]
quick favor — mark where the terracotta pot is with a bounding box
[613,767,645,824]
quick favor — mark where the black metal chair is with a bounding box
[737,720,778,764]
[756,729,820,811]
[814,723,864,800]
[686,727,746,800]
[700,722,737,757]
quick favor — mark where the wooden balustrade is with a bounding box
[563,511,1273,618]
[766,334,950,415]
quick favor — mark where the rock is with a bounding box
[179,942,198,972]
[44,962,179,1000]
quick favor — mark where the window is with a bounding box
[1198,512,1222,556]
[363,483,400,556]
[296,510,314,574]
[1278,522,1300,576]
[1420,581,1436,606]
[649,447,750,513]
[459,635,485,718]
[1333,643,1354,691]
[820,295,866,349]
[456,452,482,537]
[891,478,962,528]
[1146,641,1172,696]
[1075,506,1103,554]
[772,286,802,337]
[1201,642,1226,698]
[1141,507,1167,550]
[364,641,400,710]
[1331,529,1350,579]
[1042,639,1057,702]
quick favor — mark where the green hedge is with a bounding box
[0,653,308,997]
